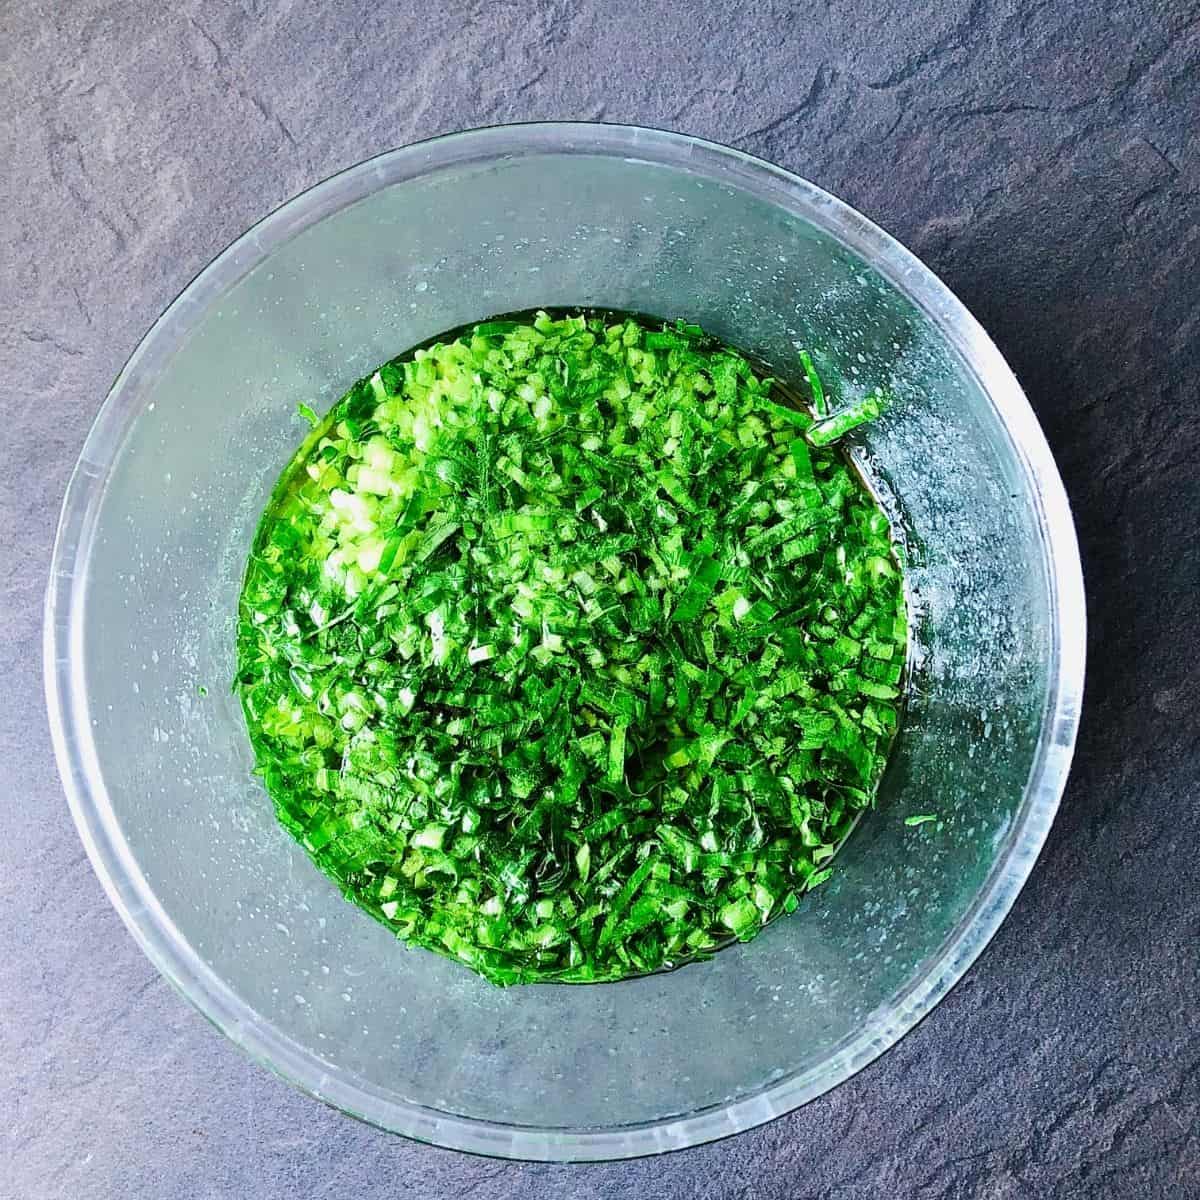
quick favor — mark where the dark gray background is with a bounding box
[3,2,1198,1197]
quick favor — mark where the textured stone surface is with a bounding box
[3,1,1198,1197]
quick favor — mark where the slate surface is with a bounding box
[3,2,1198,1197]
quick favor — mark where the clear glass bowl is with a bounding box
[44,124,1084,1161]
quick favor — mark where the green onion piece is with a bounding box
[806,391,887,447]
[798,349,827,418]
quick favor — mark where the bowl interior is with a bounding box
[50,128,1079,1158]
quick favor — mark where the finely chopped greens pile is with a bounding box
[236,312,906,985]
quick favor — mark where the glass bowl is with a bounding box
[44,123,1084,1161]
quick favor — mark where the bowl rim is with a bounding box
[43,121,1086,1162]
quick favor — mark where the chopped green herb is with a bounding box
[236,311,907,985]
[798,349,827,418]
[807,391,887,447]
